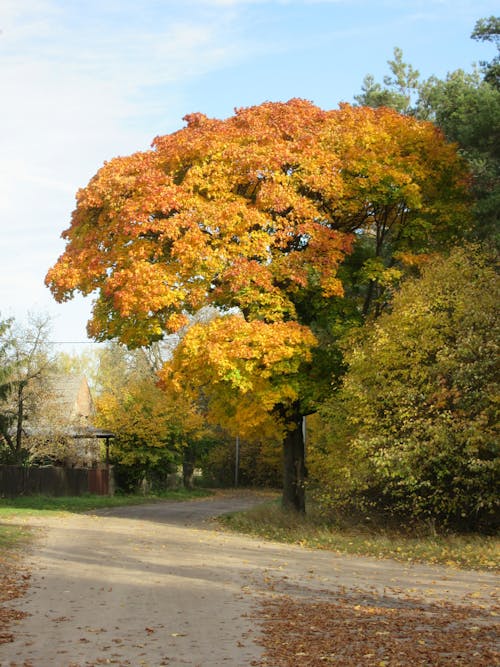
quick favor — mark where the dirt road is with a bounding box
[1,492,498,667]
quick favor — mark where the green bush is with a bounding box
[310,245,499,531]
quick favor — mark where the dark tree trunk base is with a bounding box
[182,442,197,490]
[183,461,195,490]
[282,404,306,513]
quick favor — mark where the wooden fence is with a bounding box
[0,465,112,498]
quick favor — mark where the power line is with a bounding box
[47,341,103,345]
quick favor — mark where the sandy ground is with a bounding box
[0,491,498,667]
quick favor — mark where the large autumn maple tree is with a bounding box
[46,99,468,511]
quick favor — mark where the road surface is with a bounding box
[1,491,498,666]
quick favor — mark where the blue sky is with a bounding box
[1,0,498,350]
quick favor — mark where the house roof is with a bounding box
[72,427,115,439]
[22,425,115,439]
[44,374,94,421]
[40,376,114,438]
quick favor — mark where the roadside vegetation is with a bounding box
[0,488,212,519]
[219,500,499,572]
[0,488,212,550]
[0,523,32,551]
[0,522,32,644]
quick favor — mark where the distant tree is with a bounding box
[355,26,500,242]
[471,15,500,89]
[0,314,55,463]
[54,348,100,389]
[202,435,282,488]
[0,316,15,454]
[95,342,210,491]
[355,47,420,114]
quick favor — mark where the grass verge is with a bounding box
[219,501,499,571]
[0,522,35,644]
[0,488,212,520]
[0,523,32,551]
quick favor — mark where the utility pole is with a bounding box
[234,435,240,487]
[302,415,307,457]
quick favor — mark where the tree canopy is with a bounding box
[46,100,468,346]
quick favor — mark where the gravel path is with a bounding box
[1,492,498,667]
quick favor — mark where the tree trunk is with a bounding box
[282,404,306,513]
[15,383,24,456]
[182,445,196,490]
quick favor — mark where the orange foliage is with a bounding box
[46,99,468,349]
[159,315,316,440]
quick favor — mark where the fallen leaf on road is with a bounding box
[253,587,499,666]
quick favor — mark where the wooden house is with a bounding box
[24,374,105,466]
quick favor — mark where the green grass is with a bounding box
[0,522,35,569]
[0,487,212,518]
[219,501,500,572]
[0,523,32,550]
[0,488,213,562]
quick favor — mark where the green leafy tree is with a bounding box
[0,314,55,463]
[418,69,500,240]
[97,378,182,491]
[355,24,500,242]
[471,15,500,89]
[355,47,420,114]
[310,246,499,530]
[95,342,210,491]
[0,316,15,454]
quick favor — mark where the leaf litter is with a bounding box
[0,548,31,645]
[251,580,499,667]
